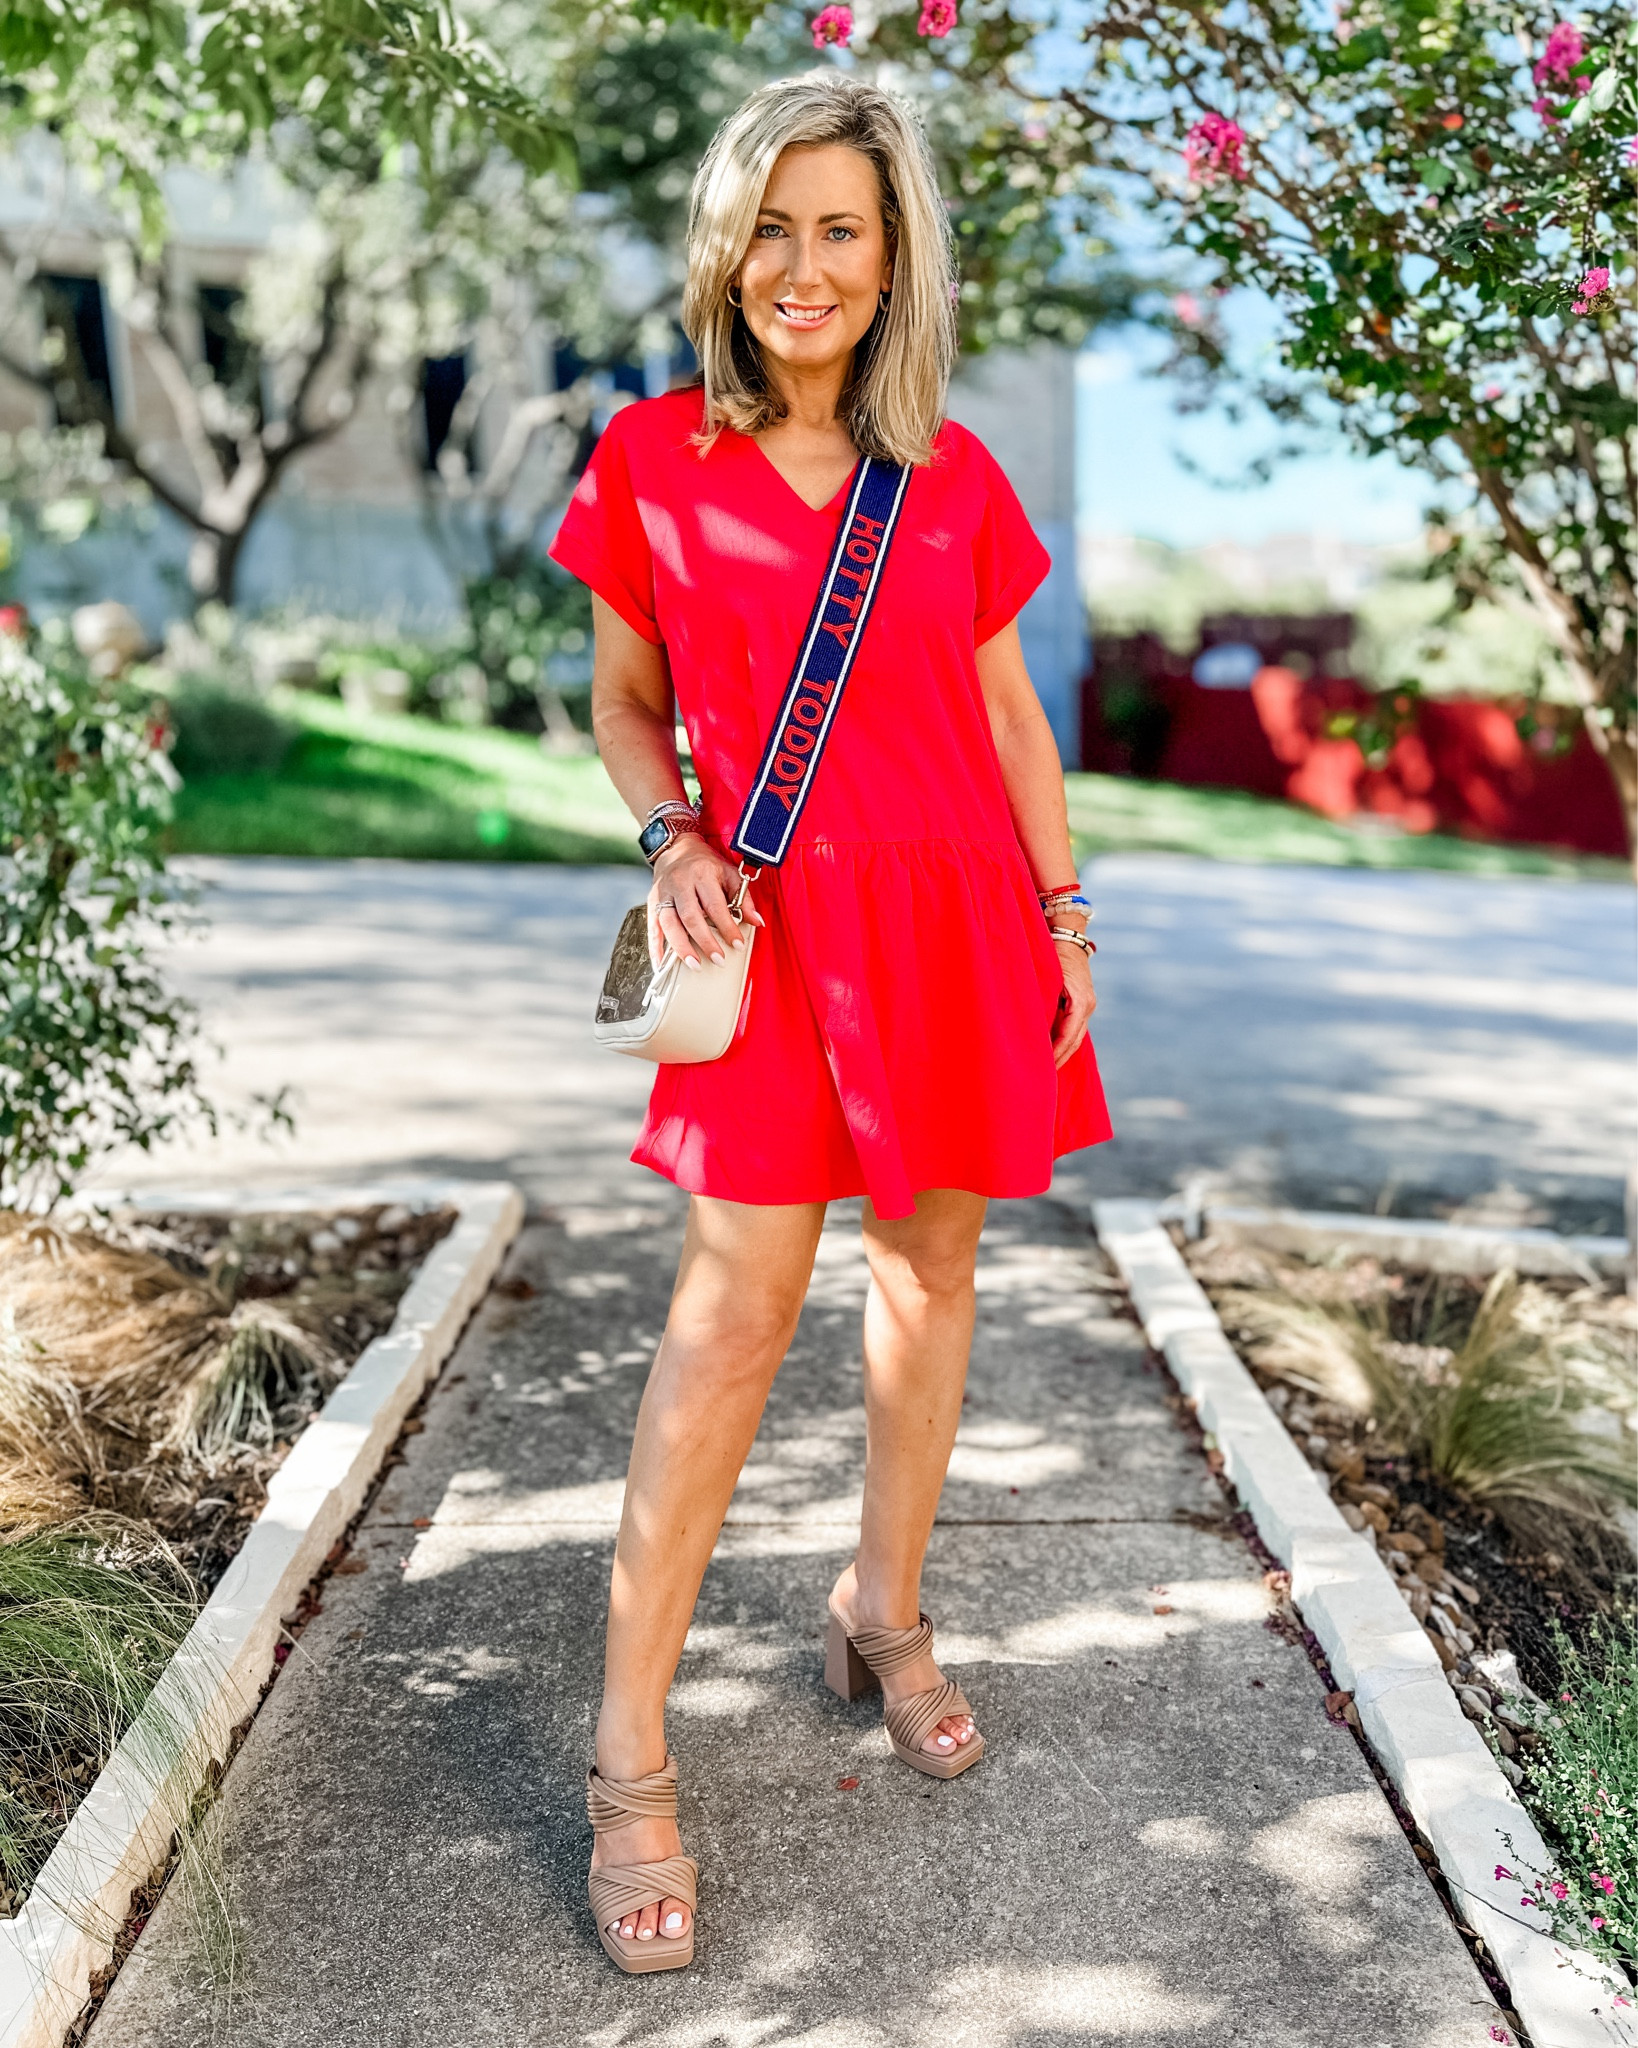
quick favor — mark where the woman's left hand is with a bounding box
[1050,940,1097,1068]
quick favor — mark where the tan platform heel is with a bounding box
[585,1754,698,1974]
[824,1602,986,1780]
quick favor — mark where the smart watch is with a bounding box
[639,803,702,866]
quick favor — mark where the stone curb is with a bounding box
[1093,1197,1637,2048]
[1199,1203,1630,1285]
[0,1178,524,2048]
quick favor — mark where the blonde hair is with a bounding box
[682,71,957,467]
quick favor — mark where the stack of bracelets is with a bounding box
[1037,883,1096,955]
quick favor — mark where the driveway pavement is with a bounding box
[104,854,1637,1230]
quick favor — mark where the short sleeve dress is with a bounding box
[550,386,1112,1220]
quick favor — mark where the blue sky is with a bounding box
[1077,312,1439,549]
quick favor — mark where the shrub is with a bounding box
[163,676,295,778]
[917,0,1637,833]
[1222,1269,1637,1563]
[1505,1614,1637,1978]
[0,622,214,1210]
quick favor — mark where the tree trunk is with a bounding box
[1599,722,1638,874]
[186,524,246,609]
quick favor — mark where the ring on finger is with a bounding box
[657,898,677,909]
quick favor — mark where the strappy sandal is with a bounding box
[824,1601,986,1780]
[585,1753,698,1974]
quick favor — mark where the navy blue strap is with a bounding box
[731,457,912,868]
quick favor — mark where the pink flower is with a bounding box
[1533,22,1584,88]
[1184,113,1248,186]
[1551,1881,1570,1901]
[1532,24,1591,120]
[1572,265,1614,315]
[1625,137,1638,167]
[811,4,852,46]
[1592,1917,1606,1930]
[1482,383,1503,399]
[1173,292,1204,328]
[1494,1865,1514,1882]
[917,0,956,35]
[1490,2030,1512,2044]
[1593,1873,1616,1895]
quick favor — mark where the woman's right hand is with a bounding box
[648,834,765,969]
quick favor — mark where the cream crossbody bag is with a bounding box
[592,455,912,1064]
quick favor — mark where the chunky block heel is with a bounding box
[824,1599,986,1780]
[825,1610,880,1702]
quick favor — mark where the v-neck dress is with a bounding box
[550,386,1111,1218]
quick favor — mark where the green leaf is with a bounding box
[1586,66,1618,112]
[1415,157,1454,191]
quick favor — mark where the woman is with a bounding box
[550,69,1111,1975]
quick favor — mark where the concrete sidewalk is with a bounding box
[93,1195,1501,2047]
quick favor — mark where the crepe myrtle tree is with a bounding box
[1045,0,1633,834]
[0,1,564,234]
[0,0,572,608]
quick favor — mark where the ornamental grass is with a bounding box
[0,1212,339,1532]
[1219,1268,1637,1571]
[0,1519,197,1912]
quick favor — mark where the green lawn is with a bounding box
[167,691,641,865]
[1064,773,1628,880]
[168,690,1628,881]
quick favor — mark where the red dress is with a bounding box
[550,387,1112,1219]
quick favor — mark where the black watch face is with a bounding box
[639,817,671,859]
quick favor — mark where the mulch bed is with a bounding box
[107,1202,455,1591]
[1184,1237,1634,1704]
[0,1201,454,1917]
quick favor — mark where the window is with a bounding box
[198,284,256,396]
[39,274,113,425]
[552,342,645,398]
[422,354,468,468]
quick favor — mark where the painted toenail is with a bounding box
[638,1927,653,1939]
[665,1913,682,1930]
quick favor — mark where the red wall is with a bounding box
[1081,654,1629,859]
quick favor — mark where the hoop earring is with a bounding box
[727,284,742,309]
[879,289,892,313]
